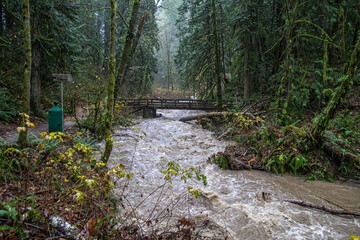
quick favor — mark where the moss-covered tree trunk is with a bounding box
[211,0,222,106]
[17,0,31,147]
[102,0,117,163]
[113,0,140,102]
[311,38,360,141]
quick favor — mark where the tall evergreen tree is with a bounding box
[102,0,117,163]
[17,0,31,147]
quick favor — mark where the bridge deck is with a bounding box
[119,99,224,110]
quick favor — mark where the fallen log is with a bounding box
[284,200,360,217]
[323,142,360,165]
[179,112,237,122]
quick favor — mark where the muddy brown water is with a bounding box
[105,110,360,239]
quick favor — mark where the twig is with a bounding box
[45,235,68,240]
[217,128,232,140]
[23,221,44,230]
[285,200,360,217]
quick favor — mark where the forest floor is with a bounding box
[0,116,77,143]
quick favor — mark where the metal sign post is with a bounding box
[52,74,73,132]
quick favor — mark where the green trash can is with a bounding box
[48,103,63,133]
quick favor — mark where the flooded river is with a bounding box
[107,110,360,239]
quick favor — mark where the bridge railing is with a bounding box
[119,99,234,110]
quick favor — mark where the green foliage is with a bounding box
[334,112,360,144]
[0,196,41,238]
[0,128,132,238]
[73,132,100,152]
[0,148,23,183]
[161,161,207,198]
[289,155,307,176]
[0,87,18,122]
[214,154,230,170]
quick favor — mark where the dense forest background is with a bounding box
[0,0,359,120]
[1,0,359,168]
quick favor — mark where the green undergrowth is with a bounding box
[0,130,132,239]
[202,110,360,181]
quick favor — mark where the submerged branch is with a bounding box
[285,200,360,217]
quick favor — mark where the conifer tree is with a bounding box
[17,0,31,147]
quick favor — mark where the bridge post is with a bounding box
[143,107,156,118]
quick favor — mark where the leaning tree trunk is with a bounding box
[311,38,360,141]
[211,0,222,106]
[102,0,117,163]
[17,0,31,147]
[113,0,140,102]
[121,10,147,94]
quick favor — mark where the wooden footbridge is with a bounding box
[119,99,231,118]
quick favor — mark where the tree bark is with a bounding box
[311,38,360,140]
[113,0,140,101]
[102,0,117,163]
[30,40,42,117]
[18,0,31,147]
[0,0,3,37]
[211,0,222,106]
[243,1,250,102]
[103,5,110,73]
[121,10,147,94]
[141,2,157,94]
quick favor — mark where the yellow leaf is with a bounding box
[350,236,360,240]
[74,190,85,203]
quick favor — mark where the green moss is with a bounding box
[214,155,230,170]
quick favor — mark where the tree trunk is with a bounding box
[219,3,227,85]
[113,0,140,101]
[0,0,3,37]
[141,2,157,94]
[102,0,117,163]
[271,0,284,75]
[30,40,42,117]
[180,112,237,122]
[311,38,360,140]
[103,5,110,73]
[328,0,340,67]
[18,0,31,147]
[243,1,250,102]
[211,0,222,106]
[167,44,171,90]
[120,10,147,95]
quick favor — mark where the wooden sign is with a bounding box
[52,74,73,82]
